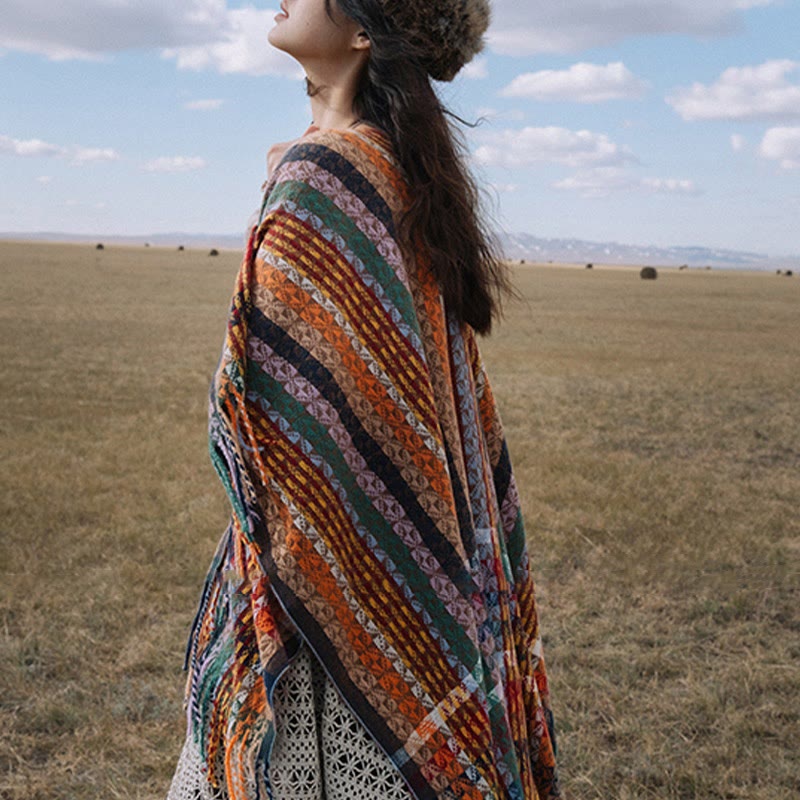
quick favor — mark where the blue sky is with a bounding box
[1,0,799,256]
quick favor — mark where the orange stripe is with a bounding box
[251,263,456,502]
[263,213,439,434]
[281,522,433,721]
[253,417,499,774]
[250,413,463,694]
[337,129,410,208]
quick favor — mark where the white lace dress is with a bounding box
[167,643,411,800]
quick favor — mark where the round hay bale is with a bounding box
[95,243,104,250]
[786,270,794,277]
[144,242,150,248]
[209,248,220,257]
[679,264,688,270]
[178,245,185,251]
[776,269,783,275]
[585,263,593,269]
[640,266,658,280]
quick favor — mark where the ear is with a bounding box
[352,30,371,52]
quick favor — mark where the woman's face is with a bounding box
[268,0,363,66]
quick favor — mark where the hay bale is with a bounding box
[178,245,185,251]
[776,270,783,275]
[786,270,794,277]
[209,248,220,257]
[95,243,104,250]
[679,264,688,271]
[640,266,658,280]
[585,263,593,270]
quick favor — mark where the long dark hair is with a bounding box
[323,0,509,334]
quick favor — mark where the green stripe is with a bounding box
[268,180,421,338]
[209,437,246,530]
[247,364,478,669]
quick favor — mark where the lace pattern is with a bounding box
[269,644,410,799]
[167,644,410,800]
[166,733,230,800]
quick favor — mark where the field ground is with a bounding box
[1,241,798,799]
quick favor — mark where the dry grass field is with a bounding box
[1,241,798,799]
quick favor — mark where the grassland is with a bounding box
[1,241,798,799]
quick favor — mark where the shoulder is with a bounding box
[266,125,404,219]
[275,126,394,181]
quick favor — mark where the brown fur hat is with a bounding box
[380,0,491,81]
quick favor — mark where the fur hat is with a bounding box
[380,0,491,82]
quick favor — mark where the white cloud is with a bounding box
[0,1,297,77]
[730,133,746,152]
[0,134,64,157]
[667,60,800,121]
[553,167,637,197]
[502,62,647,103]
[163,7,300,76]
[1,134,118,165]
[759,127,800,169]
[71,147,120,165]
[554,167,701,197]
[0,0,231,60]
[35,175,53,185]
[3,0,777,66]
[142,156,207,173]
[474,126,635,169]
[488,0,777,56]
[0,1,299,77]
[641,177,702,195]
[461,57,489,80]
[184,98,225,111]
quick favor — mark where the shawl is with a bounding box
[182,125,560,800]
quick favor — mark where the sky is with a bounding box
[1,0,799,256]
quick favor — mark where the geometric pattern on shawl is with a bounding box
[181,125,560,799]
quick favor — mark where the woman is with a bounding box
[167,1,560,798]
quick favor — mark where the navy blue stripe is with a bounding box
[281,142,395,236]
[444,438,476,560]
[493,440,513,510]
[255,528,437,800]
[249,306,477,599]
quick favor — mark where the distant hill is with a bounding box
[498,231,800,271]
[3,230,798,271]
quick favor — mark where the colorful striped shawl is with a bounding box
[183,125,560,799]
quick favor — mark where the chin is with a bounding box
[267,29,285,51]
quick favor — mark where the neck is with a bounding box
[309,91,358,130]
[304,59,364,131]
